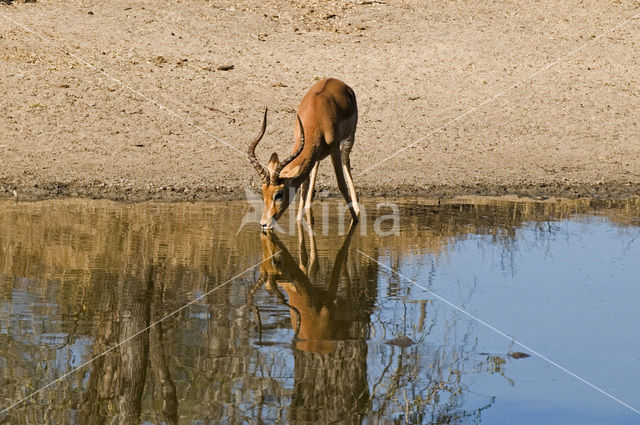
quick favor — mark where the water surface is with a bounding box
[0,197,639,424]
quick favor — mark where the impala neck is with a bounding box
[281,146,317,188]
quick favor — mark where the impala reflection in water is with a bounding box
[0,198,639,424]
[247,223,372,421]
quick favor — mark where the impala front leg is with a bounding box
[303,162,319,225]
[297,178,309,223]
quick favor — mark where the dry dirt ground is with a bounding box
[1,0,639,202]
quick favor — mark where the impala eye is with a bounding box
[274,192,283,201]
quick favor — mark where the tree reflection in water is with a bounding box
[77,268,178,425]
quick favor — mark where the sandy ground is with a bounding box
[1,0,639,202]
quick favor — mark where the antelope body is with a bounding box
[248,78,360,230]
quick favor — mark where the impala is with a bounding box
[247,78,360,230]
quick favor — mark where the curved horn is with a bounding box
[275,113,305,178]
[248,108,269,184]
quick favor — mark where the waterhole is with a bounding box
[0,197,639,424]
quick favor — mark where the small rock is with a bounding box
[385,335,415,347]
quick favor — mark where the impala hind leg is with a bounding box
[340,137,360,219]
[332,152,359,221]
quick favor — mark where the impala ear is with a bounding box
[279,165,300,178]
[267,152,280,183]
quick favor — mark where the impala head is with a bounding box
[248,108,305,231]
